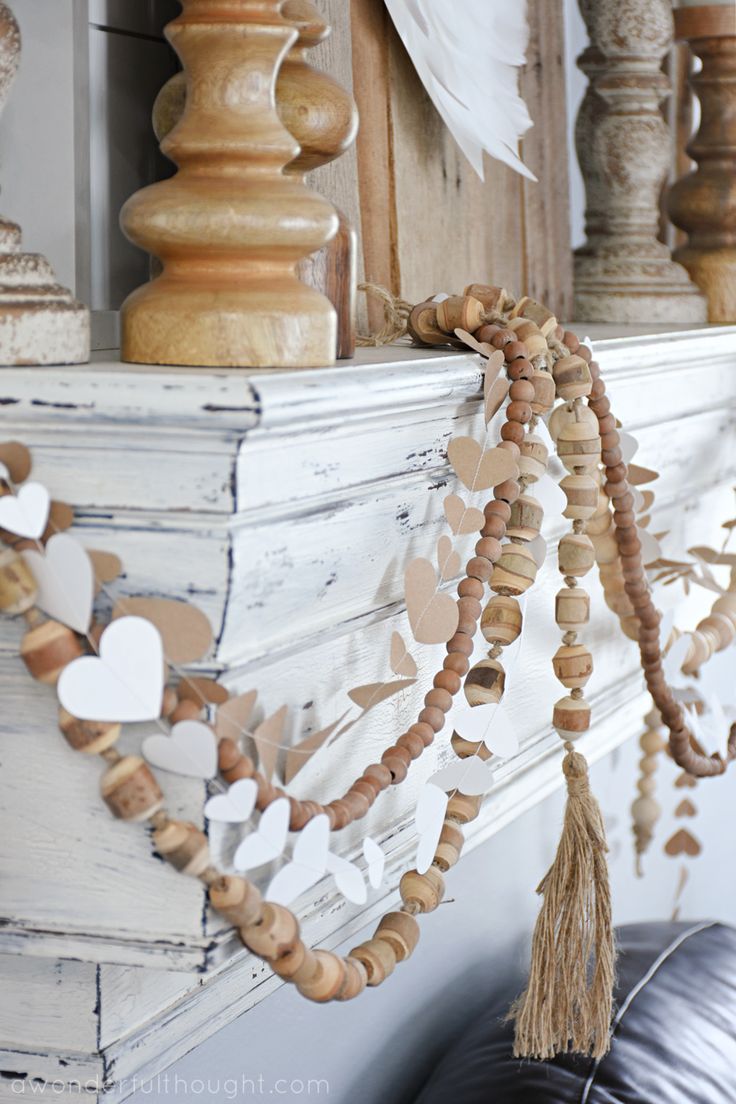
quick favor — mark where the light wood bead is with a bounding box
[553,695,591,740]
[481,594,522,646]
[240,903,300,961]
[464,658,505,706]
[591,530,620,565]
[556,420,601,473]
[375,911,420,961]
[464,283,507,312]
[336,956,368,1000]
[561,474,598,520]
[210,875,264,928]
[605,588,636,617]
[507,495,543,541]
[0,547,37,614]
[153,820,210,877]
[490,543,537,596]
[621,615,640,641]
[552,355,593,400]
[407,301,447,345]
[637,776,657,797]
[518,434,548,484]
[713,594,736,629]
[552,645,593,689]
[218,738,255,783]
[507,317,547,357]
[641,729,666,755]
[58,707,120,754]
[450,732,492,760]
[555,587,590,631]
[698,613,736,652]
[297,950,347,1002]
[435,295,485,335]
[510,296,558,337]
[530,369,556,415]
[271,941,317,983]
[161,686,179,718]
[558,533,595,577]
[170,699,202,724]
[548,400,599,443]
[21,619,83,685]
[399,867,445,913]
[434,821,464,871]
[351,938,396,986]
[632,796,661,831]
[101,755,164,821]
[682,630,713,675]
[446,792,482,823]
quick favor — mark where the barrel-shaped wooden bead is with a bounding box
[558,533,595,577]
[552,695,591,740]
[336,956,369,1001]
[552,644,593,688]
[518,434,548,484]
[399,868,445,913]
[555,587,590,632]
[463,283,507,313]
[58,707,120,754]
[297,950,348,1002]
[507,317,547,357]
[553,355,592,400]
[21,620,83,684]
[434,821,464,871]
[511,297,557,337]
[446,792,482,824]
[557,420,601,473]
[435,295,485,335]
[271,941,317,983]
[713,594,736,629]
[698,613,736,653]
[464,658,505,706]
[481,594,522,645]
[352,938,397,986]
[375,911,420,961]
[0,547,37,614]
[210,875,264,928]
[548,399,598,442]
[507,495,543,541]
[682,630,713,675]
[241,903,300,961]
[490,543,537,596]
[153,820,210,877]
[101,755,164,821]
[407,301,447,345]
[530,369,556,415]
[561,474,598,520]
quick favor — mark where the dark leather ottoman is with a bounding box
[416,921,736,1103]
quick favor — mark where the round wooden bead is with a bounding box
[555,587,590,631]
[507,317,547,357]
[490,543,537,596]
[210,875,264,928]
[553,695,591,740]
[397,731,425,760]
[507,495,543,541]
[698,613,736,652]
[446,792,482,824]
[481,594,522,645]
[297,950,348,1002]
[240,903,300,961]
[336,956,369,1001]
[351,938,396,986]
[153,820,210,877]
[271,941,317,983]
[170,698,202,724]
[21,620,83,685]
[364,763,392,790]
[434,668,462,695]
[530,369,556,415]
[375,911,420,961]
[407,301,446,345]
[434,821,464,871]
[218,738,255,783]
[464,658,505,705]
[399,867,445,913]
[556,420,601,473]
[558,533,595,577]
[553,355,592,400]
[552,644,593,688]
[58,707,120,754]
[518,434,548,484]
[435,295,485,335]
[0,547,37,614]
[101,755,164,821]
[548,400,598,443]
[561,473,598,520]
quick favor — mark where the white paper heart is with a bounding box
[22,533,94,634]
[143,719,218,779]
[234,797,290,871]
[326,852,367,905]
[663,634,692,687]
[415,783,448,875]
[0,460,9,482]
[267,814,330,905]
[430,757,494,796]
[619,432,639,465]
[0,481,50,539]
[639,528,662,566]
[205,779,258,823]
[659,608,675,652]
[57,616,164,723]
[450,702,519,758]
[362,837,386,889]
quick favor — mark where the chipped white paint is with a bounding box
[0,330,735,1099]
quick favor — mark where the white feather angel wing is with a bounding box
[383,0,536,181]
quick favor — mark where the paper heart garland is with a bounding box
[348,680,416,711]
[326,852,367,905]
[450,701,519,758]
[389,631,418,678]
[142,719,218,779]
[675,798,697,818]
[447,438,518,492]
[234,798,290,871]
[437,535,460,581]
[415,783,448,875]
[664,828,701,857]
[0,482,50,539]
[58,616,164,723]
[253,706,289,783]
[429,757,494,796]
[204,778,258,822]
[22,533,94,634]
[485,377,509,425]
[362,837,386,889]
[113,597,213,664]
[443,494,484,536]
[267,814,330,905]
[405,558,459,645]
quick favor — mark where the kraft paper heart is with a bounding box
[485,376,509,424]
[326,852,367,905]
[253,706,288,783]
[429,757,494,797]
[675,771,697,789]
[204,778,258,823]
[437,535,460,581]
[58,616,164,723]
[448,437,517,492]
[0,482,50,539]
[88,549,123,585]
[22,533,94,634]
[664,828,701,857]
[363,837,386,889]
[234,798,290,871]
[113,596,213,664]
[628,463,659,487]
[415,783,448,875]
[142,719,217,779]
[284,712,349,784]
[348,679,416,711]
[454,328,497,360]
[444,494,484,535]
[0,441,31,483]
[389,631,417,678]
[180,677,229,706]
[267,814,330,905]
[405,558,459,645]
[675,798,697,818]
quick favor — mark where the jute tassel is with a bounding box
[510,743,615,1060]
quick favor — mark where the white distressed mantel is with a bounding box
[0,327,735,1100]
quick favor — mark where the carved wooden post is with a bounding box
[0,2,89,366]
[573,0,707,323]
[120,0,339,369]
[667,5,736,323]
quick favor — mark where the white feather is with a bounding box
[384,0,535,181]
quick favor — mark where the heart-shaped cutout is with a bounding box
[326,852,367,905]
[437,535,460,581]
[485,377,509,424]
[675,798,697,818]
[664,828,701,857]
[58,616,164,723]
[447,437,518,492]
[430,757,494,796]
[0,482,50,539]
[234,798,291,871]
[444,494,484,535]
[362,837,386,889]
[405,558,459,645]
[0,441,32,484]
[22,533,94,634]
[415,783,448,874]
[675,772,697,789]
[143,719,218,779]
[389,631,417,678]
[205,778,258,822]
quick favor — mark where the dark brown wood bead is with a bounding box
[446,632,474,656]
[507,400,532,423]
[219,738,255,783]
[418,706,446,732]
[507,358,533,381]
[504,340,527,361]
[475,536,502,562]
[491,328,515,348]
[364,763,392,789]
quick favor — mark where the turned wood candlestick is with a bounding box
[0,2,89,366]
[120,0,339,369]
[667,5,736,323]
